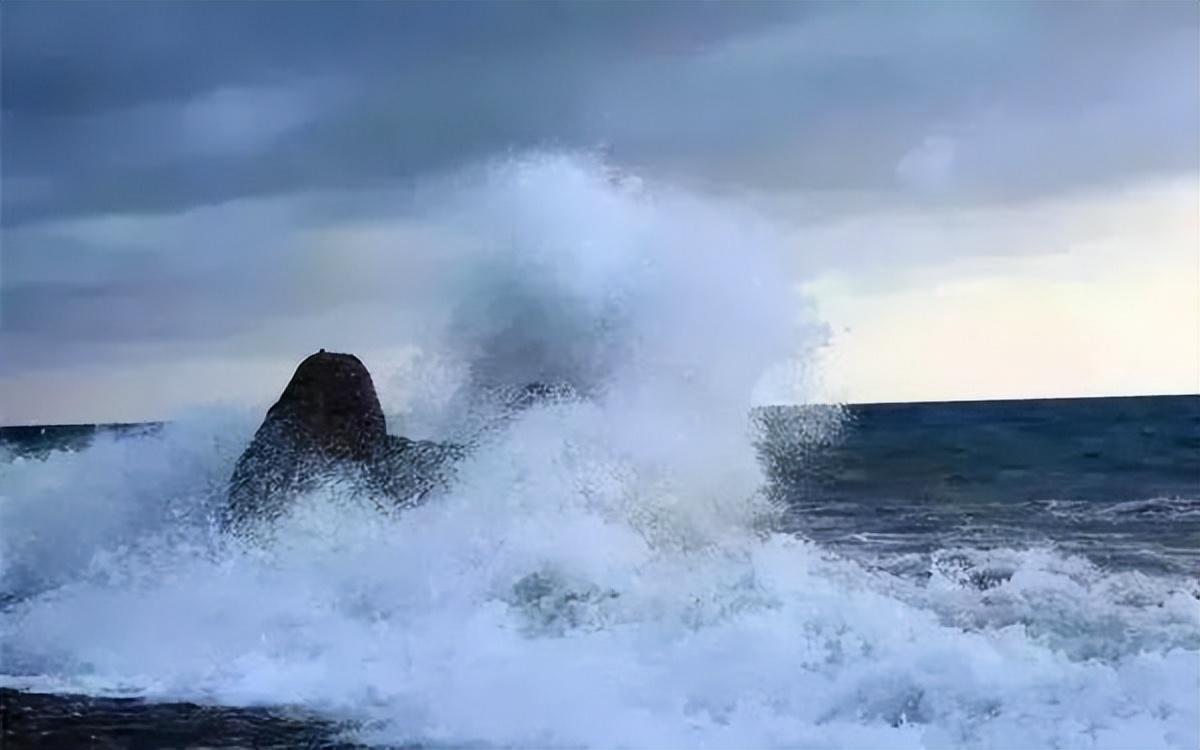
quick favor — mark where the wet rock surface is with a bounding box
[224,351,461,533]
[0,688,361,749]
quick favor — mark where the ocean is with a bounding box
[1,394,1197,748]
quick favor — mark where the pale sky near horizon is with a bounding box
[2,2,1198,424]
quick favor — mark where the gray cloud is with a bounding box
[4,2,1195,225]
[1,2,1196,411]
[2,2,808,221]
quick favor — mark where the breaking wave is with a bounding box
[1,154,1197,749]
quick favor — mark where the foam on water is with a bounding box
[2,154,1197,749]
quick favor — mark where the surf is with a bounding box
[2,154,1197,749]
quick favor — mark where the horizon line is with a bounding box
[1,392,1197,430]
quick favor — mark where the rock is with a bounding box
[223,351,461,534]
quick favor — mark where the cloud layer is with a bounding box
[5,3,1195,224]
[1,2,1196,421]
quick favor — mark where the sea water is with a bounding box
[1,154,1197,748]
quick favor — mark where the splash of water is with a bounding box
[1,154,1197,749]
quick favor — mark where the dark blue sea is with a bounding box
[2,395,1198,748]
[764,395,1200,578]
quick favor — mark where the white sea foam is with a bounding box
[2,154,1197,749]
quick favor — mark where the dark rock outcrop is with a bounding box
[223,351,461,533]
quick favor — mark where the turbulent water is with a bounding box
[766,396,1200,580]
[2,155,1198,749]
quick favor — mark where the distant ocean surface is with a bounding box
[2,395,1198,748]
[768,395,1200,579]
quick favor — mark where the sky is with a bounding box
[1,1,1197,424]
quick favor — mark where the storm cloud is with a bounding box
[1,1,1196,420]
[5,2,1195,224]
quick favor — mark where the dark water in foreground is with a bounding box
[2,395,1197,748]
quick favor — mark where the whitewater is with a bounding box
[2,154,1197,749]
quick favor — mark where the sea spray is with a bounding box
[1,154,1197,749]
